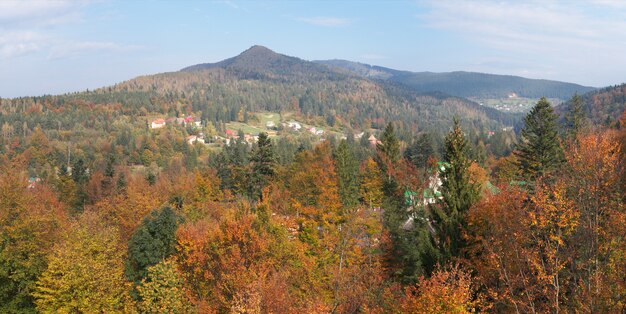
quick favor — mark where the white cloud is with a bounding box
[0,0,140,61]
[418,1,626,85]
[0,31,43,58]
[0,0,87,28]
[297,16,352,27]
[421,1,626,50]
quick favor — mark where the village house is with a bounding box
[307,127,324,136]
[27,177,41,189]
[368,134,381,147]
[151,118,166,129]
[287,121,302,130]
[186,135,205,145]
[182,116,202,128]
[187,135,197,145]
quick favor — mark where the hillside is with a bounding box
[88,45,519,136]
[557,83,626,126]
[315,59,596,99]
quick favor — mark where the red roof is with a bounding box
[225,129,236,136]
[153,118,165,124]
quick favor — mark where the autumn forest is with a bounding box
[1,46,626,313]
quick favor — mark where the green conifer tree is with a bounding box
[377,122,401,163]
[125,207,181,288]
[334,140,360,208]
[515,97,565,183]
[564,93,588,140]
[433,117,479,261]
[249,132,276,200]
[405,133,435,169]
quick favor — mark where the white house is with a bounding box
[287,121,301,130]
[187,135,198,144]
[151,118,166,129]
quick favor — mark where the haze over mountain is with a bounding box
[315,59,596,99]
[103,45,518,134]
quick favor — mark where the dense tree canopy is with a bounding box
[0,58,623,311]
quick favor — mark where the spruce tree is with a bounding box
[405,133,435,169]
[334,140,360,208]
[564,93,588,140]
[515,97,565,183]
[377,122,400,163]
[125,207,181,287]
[249,132,276,200]
[433,117,479,261]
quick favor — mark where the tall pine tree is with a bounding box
[334,140,360,208]
[249,132,276,200]
[433,117,479,261]
[515,97,565,183]
[405,133,435,169]
[564,93,588,141]
[377,122,401,163]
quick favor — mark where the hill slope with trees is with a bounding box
[316,59,596,99]
[557,83,626,126]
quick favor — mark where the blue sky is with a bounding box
[1,0,626,97]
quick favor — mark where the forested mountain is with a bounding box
[557,83,626,126]
[316,59,596,99]
[1,44,626,313]
[87,45,520,136]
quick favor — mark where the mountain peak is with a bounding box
[230,45,282,64]
[240,45,275,55]
[181,45,284,72]
[180,45,344,80]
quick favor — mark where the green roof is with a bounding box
[485,181,500,194]
[437,161,450,172]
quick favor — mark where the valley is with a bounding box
[0,44,624,313]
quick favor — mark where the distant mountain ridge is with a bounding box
[557,83,626,126]
[314,59,596,99]
[99,45,519,135]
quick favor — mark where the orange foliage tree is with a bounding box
[398,265,484,313]
[0,158,67,311]
[176,202,309,312]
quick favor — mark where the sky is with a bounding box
[1,0,626,97]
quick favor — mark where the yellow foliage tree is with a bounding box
[33,211,132,313]
[360,157,384,210]
[136,259,193,314]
